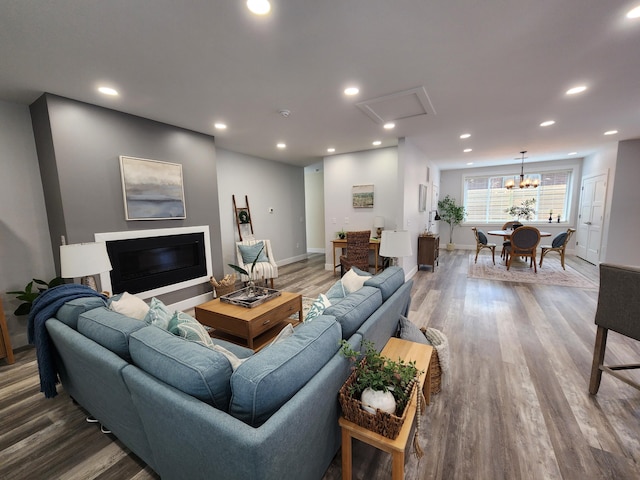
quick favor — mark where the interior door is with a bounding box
[576,173,607,264]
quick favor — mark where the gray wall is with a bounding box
[216,148,307,271]
[30,94,223,304]
[0,100,56,348]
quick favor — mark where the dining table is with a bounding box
[487,229,552,238]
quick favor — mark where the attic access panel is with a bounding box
[356,86,436,124]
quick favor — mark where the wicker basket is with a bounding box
[210,275,237,298]
[339,363,417,440]
[421,327,442,394]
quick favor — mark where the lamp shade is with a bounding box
[379,230,412,258]
[373,216,385,229]
[60,242,113,278]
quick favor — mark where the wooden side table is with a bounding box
[0,297,15,365]
[417,234,439,271]
[339,338,433,480]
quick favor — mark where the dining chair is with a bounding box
[505,226,541,273]
[339,230,371,276]
[589,263,640,395]
[539,228,576,270]
[471,227,496,264]
[500,221,523,259]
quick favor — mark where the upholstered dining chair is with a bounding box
[339,230,371,276]
[539,228,576,270]
[589,263,640,395]
[235,238,278,288]
[505,226,541,273]
[471,227,496,264]
[500,221,523,259]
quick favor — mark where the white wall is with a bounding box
[0,100,56,348]
[323,147,398,271]
[439,157,583,249]
[605,139,640,266]
[304,163,325,252]
[216,148,307,272]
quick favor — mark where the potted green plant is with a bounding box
[228,243,265,296]
[7,276,64,316]
[437,195,466,250]
[506,198,536,221]
[337,229,346,240]
[339,339,419,416]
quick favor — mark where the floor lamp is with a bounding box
[379,230,412,267]
[60,242,113,291]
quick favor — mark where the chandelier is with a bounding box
[505,150,539,189]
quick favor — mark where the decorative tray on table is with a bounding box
[219,287,281,308]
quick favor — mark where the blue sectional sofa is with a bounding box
[45,267,413,480]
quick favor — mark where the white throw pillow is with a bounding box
[342,268,371,294]
[212,344,247,370]
[268,323,295,346]
[109,292,149,320]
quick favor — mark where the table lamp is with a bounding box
[373,216,385,239]
[379,230,412,266]
[60,242,113,291]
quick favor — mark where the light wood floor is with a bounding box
[2,251,640,480]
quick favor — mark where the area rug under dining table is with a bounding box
[468,254,598,289]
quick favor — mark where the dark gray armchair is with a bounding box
[589,263,640,395]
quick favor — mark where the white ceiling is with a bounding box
[2,0,639,170]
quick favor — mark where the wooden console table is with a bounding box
[331,238,381,276]
[340,337,433,480]
[0,297,15,365]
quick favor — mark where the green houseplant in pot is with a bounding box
[339,339,419,416]
[437,195,466,251]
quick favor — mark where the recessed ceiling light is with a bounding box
[540,120,556,127]
[327,148,335,153]
[604,130,618,136]
[214,123,227,130]
[383,122,395,130]
[566,85,587,95]
[463,148,472,153]
[344,86,359,96]
[372,140,382,146]
[466,162,474,165]
[98,87,119,96]
[568,152,578,155]
[460,133,471,139]
[247,0,271,15]
[277,142,286,149]
[627,5,640,18]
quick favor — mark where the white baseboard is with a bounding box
[307,247,325,254]
[278,253,311,266]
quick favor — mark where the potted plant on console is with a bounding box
[339,340,420,438]
[437,195,466,251]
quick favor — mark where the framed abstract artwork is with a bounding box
[352,184,374,208]
[419,184,427,212]
[119,156,186,220]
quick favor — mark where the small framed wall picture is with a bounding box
[352,184,374,208]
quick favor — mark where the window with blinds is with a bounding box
[463,170,571,223]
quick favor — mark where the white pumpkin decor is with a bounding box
[361,387,396,414]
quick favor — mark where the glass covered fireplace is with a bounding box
[95,226,212,298]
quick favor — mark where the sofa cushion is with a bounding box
[325,278,346,302]
[323,286,382,339]
[364,266,405,301]
[168,311,213,347]
[398,315,429,344]
[109,292,149,320]
[129,326,235,410]
[229,316,341,427]
[144,297,173,329]
[342,268,371,293]
[77,307,145,361]
[56,296,107,329]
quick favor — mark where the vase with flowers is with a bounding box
[506,198,536,221]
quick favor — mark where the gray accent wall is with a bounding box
[0,100,56,348]
[29,94,223,304]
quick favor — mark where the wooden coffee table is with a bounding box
[195,291,302,351]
